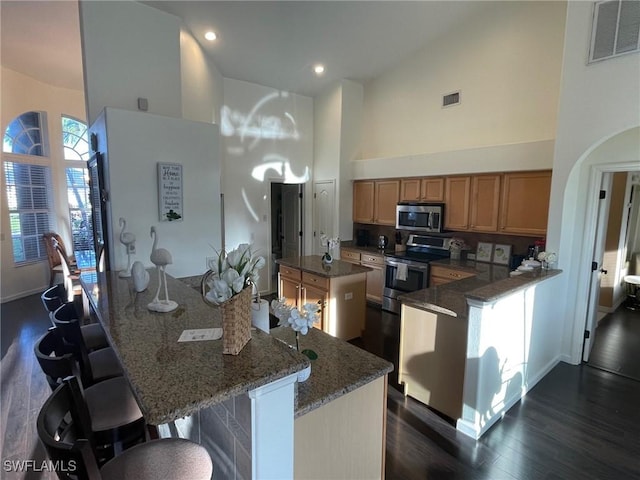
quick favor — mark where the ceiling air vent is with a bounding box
[442,91,461,108]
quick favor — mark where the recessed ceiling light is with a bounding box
[313,64,325,75]
[204,31,217,41]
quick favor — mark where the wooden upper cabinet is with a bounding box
[421,178,444,202]
[374,180,400,225]
[400,177,444,202]
[353,181,375,223]
[499,171,552,236]
[469,174,501,232]
[444,176,471,230]
[400,179,421,202]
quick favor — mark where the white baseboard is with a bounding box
[1,285,47,304]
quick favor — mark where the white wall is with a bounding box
[79,0,182,125]
[313,80,363,241]
[547,0,640,363]
[180,28,224,125]
[358,0,566,172]
[0,68,86,302]
[96,108,221,279]
[221,78,314,294]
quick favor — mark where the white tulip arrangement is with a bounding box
[203,244,265,305]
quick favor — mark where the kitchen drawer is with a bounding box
[430,265,476,282]
[361,253,384,266]
[341,249,361,263]
[302,271,329,290]
[279,265,301,281]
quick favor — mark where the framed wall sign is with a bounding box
[476,242,493,262]
[157,163,183,221]
[493,244,512,265]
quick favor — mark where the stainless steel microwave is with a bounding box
[396,203,445,233]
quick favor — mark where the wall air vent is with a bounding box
[590,0,640,63]
[442,91,461,108]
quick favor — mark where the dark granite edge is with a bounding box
[465,269,563,304]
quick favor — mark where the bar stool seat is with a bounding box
[83,322,110,351]
[88,347,125,384]
[99,438,213,480]
[84,377,143,431]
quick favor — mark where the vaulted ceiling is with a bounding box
[2,1,493,97]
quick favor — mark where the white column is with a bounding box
[248,373,298,480]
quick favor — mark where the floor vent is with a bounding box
[442,91,460,108]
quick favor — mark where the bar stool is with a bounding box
[52,302,109,351]
[624,275,640,310]
[34,329,146,461]
[37,376,213,480]
[52,304,121,386]
[40,284,67,322]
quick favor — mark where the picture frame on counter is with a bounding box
[476,242,493,262]
[493,244,512,265]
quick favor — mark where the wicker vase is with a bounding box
[201,272,252,355]
[219,287,252,355]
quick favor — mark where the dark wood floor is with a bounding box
[2,295,640,480]
[588,305,640,382]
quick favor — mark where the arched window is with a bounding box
[3,111,51,264]
[62,116,89,161]
[3,111,47,156]
[62,116,95,268]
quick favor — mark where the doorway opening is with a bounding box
[270,182,304,292]
[583,168,640,371]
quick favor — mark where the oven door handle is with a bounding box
[385,260,430,271]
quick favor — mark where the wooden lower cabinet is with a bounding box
[294,376,387,479]
[399,305,467,420]
[361,253,384,304]
[341,248,384,305]
[278,265,366,340]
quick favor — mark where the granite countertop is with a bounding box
[340,241,395,256]
[80,270,309,425]
[276,255,372,277]
[269,327,393,417]
[399,259,562,318]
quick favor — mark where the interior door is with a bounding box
[313,180,335,255]
[583,173,612,362]
[282,184,301,259]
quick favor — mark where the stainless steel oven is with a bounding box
[382,234,451,314]
[383,258,430,313]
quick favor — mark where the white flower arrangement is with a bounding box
[320,234,340,252]
[537,251,557,268]
[204,244,265,305]
[270,299,319,335]
[271,298,320,358]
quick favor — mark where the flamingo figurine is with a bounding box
[118,217,136,278]
[147,226,178,312]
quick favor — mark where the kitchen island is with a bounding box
[81,269,391,479]
[276,255,371,340]
[397,260,563,439]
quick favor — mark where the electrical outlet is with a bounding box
[467,253,476,260]
[127,243,136,254]
[345,292,353,300]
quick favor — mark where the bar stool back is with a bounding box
[38,377,213,480]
